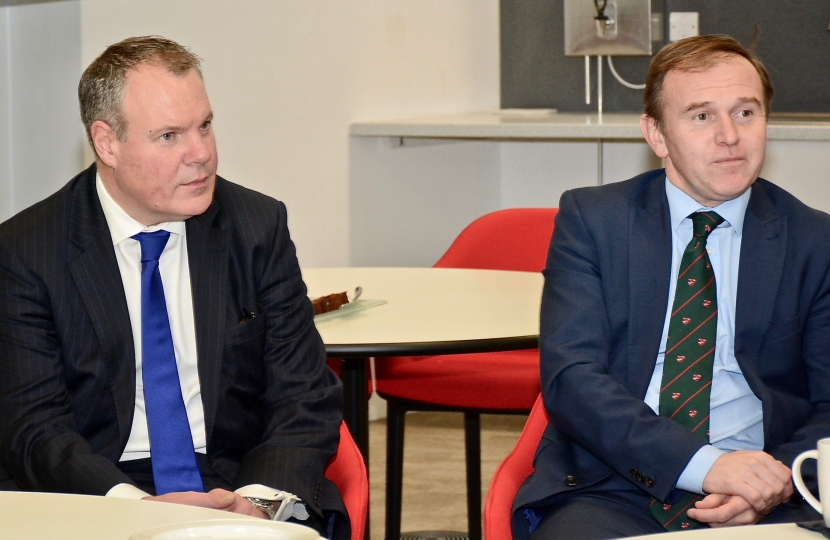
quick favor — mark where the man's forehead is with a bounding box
[120,64,211,132]
[664,58,763,103]
[666,56,759,86]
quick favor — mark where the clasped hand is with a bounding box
[143,488,273,519]
[686,450,793,527]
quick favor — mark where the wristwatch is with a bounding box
[246,497,278,520]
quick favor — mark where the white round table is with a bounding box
[303,267,543,459]
[628,522,820,539]
[0,491,317,539]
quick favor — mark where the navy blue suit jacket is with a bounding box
[0,164,345,523]
[513,169,830,538]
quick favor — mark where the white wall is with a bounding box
[0,0,83,223]
[0,8,11,222]
[79,0,500,267]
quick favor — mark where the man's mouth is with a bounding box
[182,176,209,187]
[713,157,744,165]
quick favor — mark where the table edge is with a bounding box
[325,335,539,358]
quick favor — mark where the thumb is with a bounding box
[208,488,237,509]
[694,493,727,510]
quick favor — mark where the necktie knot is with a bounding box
[691,211,724,239]
[133,230,171,263]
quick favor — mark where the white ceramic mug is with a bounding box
[793,437,830,526]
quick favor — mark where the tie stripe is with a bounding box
[668,381,712,419]
[677,252,709,280]
[660,347,715,391]
[664,310,718,355]
[664,496,703,528]
[651,211,724,532]
[670,277,715,316]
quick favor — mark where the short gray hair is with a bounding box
[78,36,202,147]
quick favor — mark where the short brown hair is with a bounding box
[78,36,202,147]
[643,34,773,128]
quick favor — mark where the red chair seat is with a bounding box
[376,208,557,540]
[484,394,548,540]
[325,422,369,540]
[375,349,540,410]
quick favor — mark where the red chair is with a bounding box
[375,208,557,540]
[484,394,548,540]
[325,422,369,540]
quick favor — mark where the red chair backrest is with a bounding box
[484,394,548,540]
[324,422,369,540]
[434,208,557,271]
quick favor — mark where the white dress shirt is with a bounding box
[97,175,298,512]
[644,178,764,494]
[97,175,206,499]
[96,174,207,461]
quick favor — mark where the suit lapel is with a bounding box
[628,175,673,395]
[67,166,136,447]
[734,182,786,427]
[186,201,229,448]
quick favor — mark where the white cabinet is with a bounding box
[349,111,830,266]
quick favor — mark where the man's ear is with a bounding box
[90,120,119,169]
[640,114,669,160]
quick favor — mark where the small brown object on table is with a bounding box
[312,291,349,315]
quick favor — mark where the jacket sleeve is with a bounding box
[0,234,134,494]
[231,200,343,517]
[765,253,830,471]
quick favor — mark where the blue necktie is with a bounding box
[133,231,204,495]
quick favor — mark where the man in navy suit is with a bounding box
[0,36,347,539]
[513,35,830,539]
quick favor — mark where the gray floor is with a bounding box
[367,412,527,540]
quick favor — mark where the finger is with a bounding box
[725,482,768,514]
[694,493,727,510]
[688,495,753,525]
[711,506,761,528]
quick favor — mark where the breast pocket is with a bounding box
[763,317,801,344]
[757,317,803,382]
[226,315,266,346]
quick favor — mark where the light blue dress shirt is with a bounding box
[643,178,764,495]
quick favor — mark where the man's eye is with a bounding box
[738,110,753,118]
[160,132,174,141]
[695,113,708,121]
[200,121,212,130]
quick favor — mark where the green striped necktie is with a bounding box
[650,211,724,531]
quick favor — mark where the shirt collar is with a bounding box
[96,172,186,245]
[665,176,751,237]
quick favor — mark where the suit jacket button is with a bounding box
[564,475,578,487]
[628,467,638,478]
[647,477,655,487]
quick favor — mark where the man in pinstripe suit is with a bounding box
[0,36,347,539]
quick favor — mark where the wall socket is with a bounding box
[669,12,699,42]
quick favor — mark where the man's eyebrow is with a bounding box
[737,97,763,107]
[683,101,710,113]
[153,125,185,134]
[682,97,763,113]
[151,114,213,135]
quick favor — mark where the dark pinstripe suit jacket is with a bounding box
[0,164,345,521]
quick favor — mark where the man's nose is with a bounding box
[715,116,739,146]
[185,132,213,164]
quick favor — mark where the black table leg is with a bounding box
[340,357,370,465]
